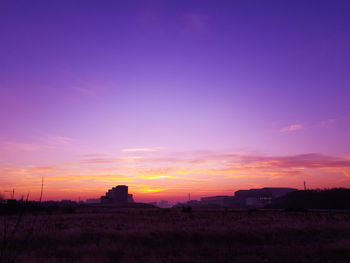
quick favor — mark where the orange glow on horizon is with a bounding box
[1,151,350,202]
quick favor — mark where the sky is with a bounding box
[1,0,350,202]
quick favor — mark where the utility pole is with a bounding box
[39,176,44,202]
[304,180,307,191]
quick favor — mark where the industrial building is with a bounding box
[235,187,297,208]
[101,185,134,204]
[200,196,235,207]
[86,198,101,204]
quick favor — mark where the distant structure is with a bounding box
[200,196,235,207]
[127,193,134,203]
[235,187,297,208]
[174,187,298,209]
[86,198,101,204]
[101,185,134,204]
[158,200,171,208]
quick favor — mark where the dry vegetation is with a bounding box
[1,207,350,263]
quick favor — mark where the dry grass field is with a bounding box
[1,207,350,263]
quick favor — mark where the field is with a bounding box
[1,206,350,263]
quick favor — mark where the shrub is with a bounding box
[181,206,192,213]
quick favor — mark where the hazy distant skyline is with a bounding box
[1,1,350,201]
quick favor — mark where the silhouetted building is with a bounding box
[186,200,201,207]
[86,198,101,204]
[200,196,235,207]
[6,199,17,206]
[127,194,134,203]
[270,188,350,210]
[235,187,297,208]
[101,185,134,204]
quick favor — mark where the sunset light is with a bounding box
[1,1,349,203]
[1,2,350,262]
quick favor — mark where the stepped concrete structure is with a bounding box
[101,185,134,204]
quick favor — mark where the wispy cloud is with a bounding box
[81,158,117,164]
[280,124,303,132]
[279,118,339,132]
[121,147,163,153]
[2,149,350,200]
[38,135,75,151]
[137,187,165,193]
[46,136,73,145]
[0,136,74,153]
[0,141,40,152]
[319,118,337,128]
[227,153,350,169]
[139,175,175,180]
[82,153,108,158]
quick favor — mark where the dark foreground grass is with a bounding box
[1,208,350,263]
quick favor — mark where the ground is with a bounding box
[1,206,350,263]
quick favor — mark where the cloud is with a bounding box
[137,187,165,193]
[82,153,108,158]
[1,166,66,177]
[0,166,135,183]
[0,141,40,152]
[280,124,303,132]
[0,136,74,154]
[46,136,73,145]
[121,147,163,153]
[279,118,340,132]
[42,174,132,183]
[319,118,337,128]
[38,135,75,150]
[3,149,350,200]
[229,153,350,169]
[82,158,117,164]
[343,171,350,178]
[139,175,174,180]
[81,152,350,177]
[127,152,350,179]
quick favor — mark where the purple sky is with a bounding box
[1,1,350,201]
